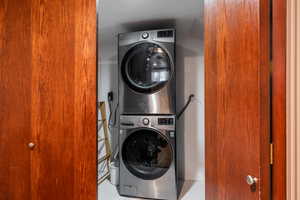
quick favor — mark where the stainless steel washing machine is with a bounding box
[119,115,177,200]
[118,29,176,114]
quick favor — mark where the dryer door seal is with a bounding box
[121,43,173,94]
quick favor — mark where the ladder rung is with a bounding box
[98,154,110,163]
[97,101,112,176]
[98,171,110,185]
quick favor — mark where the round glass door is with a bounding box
[121,43,172,93]
[122,129,173,180]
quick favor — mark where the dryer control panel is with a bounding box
[158,117,174,125]
[118,29,175,46]
[157,30,174,38]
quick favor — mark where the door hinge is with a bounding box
[270,143,274,165]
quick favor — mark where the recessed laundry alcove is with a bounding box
[97,0,204,199]
[97,0,205,200]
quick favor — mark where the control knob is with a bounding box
[142,32,149,39]
[142,118,150,125]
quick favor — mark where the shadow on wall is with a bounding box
[176,45,199,180]
[176,43,186,193]
[108,56,119,159]
[175,17,204,183]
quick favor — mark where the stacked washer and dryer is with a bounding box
[118,29,177,200]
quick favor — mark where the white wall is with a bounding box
[98,0,204,183]
[176,18,204,181]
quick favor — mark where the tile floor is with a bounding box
[98,179,204,200]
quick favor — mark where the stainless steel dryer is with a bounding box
[119,115,177,200]
[118,29,176,114]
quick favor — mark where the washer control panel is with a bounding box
[120,115,175,130]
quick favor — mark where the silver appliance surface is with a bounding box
[119,115,177,200]
[118,29,176,115]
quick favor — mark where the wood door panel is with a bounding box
[0,0,32,199]
[73,1,97,199]
[272,0,287,199]
[30,0,97,199]
[30,0,76,199]
[0,0,96,199]
[205,0,270,199]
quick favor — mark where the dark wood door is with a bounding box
[0,1,32,199]
[205,0,271,199]
[0,0,96,200]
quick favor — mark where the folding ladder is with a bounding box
[97,102,111,185]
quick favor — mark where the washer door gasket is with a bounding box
[122,128,173,180]
[121,43,173,94]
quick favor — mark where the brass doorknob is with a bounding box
[246,175,258,186]
[28,142,35,149]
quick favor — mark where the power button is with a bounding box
[142,118,150,125]
[142,32,149,39]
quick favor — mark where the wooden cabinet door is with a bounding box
[0,1,32,199]
[0,0,96,200]
[205,0,271,199]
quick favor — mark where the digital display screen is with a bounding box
[157,30,173,38]
[158,118,174,125]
